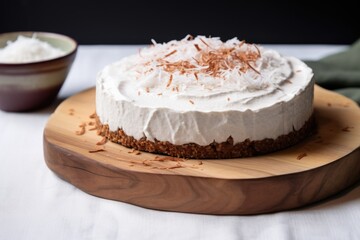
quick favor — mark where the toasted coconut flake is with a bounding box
[151,37,262,79]
[192,57,200,64]
[167,163,184,169]
[194,44,201,51]
[89,126,97,131]
[194,72,198,80]
[199,38,210,47]
[76,123,86,135]
[142,160,152,166]
[96,136,107,145]
[164,50,177,58]
[152,156,165,162]
[166,74,173,87]
[75,128,85,135]
[254,44,261,57]
[152,162,185,170]
[246,62,260,74]
[89,148,105,153]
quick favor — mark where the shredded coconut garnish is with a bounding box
[166,74,173,87]
[150,36,261,78]
[119,36,293,94]
[0,35,65,63]
[164,50,177,58]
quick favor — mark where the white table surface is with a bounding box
[1,44,359,240]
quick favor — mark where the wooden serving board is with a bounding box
[44,86,360,215]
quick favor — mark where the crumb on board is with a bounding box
[88,148,105,153]
[126,155,202,171]
[342,126,354,132]
[96,136,107,145]
[128,149,136,154]
[68,108,75,116]
[297,153,307,160]
[75,124,86,135]
[142,160,151,166]
[152,162,185,170]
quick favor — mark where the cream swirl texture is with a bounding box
[96,36,314,145]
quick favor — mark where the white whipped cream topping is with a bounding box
[96,36,314,145]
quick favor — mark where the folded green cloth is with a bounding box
[305,39,360,105]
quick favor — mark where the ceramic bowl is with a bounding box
[0,31,77,112]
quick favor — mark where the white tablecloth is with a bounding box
[1,45,359,240]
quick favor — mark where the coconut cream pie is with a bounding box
[96,35,314,159]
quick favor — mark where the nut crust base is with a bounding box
[96,114,315,159]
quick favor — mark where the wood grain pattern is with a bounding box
[43,86,360,215]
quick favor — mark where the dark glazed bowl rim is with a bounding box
[0,31,78,68]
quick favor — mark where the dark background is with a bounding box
[1,0,359,45]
